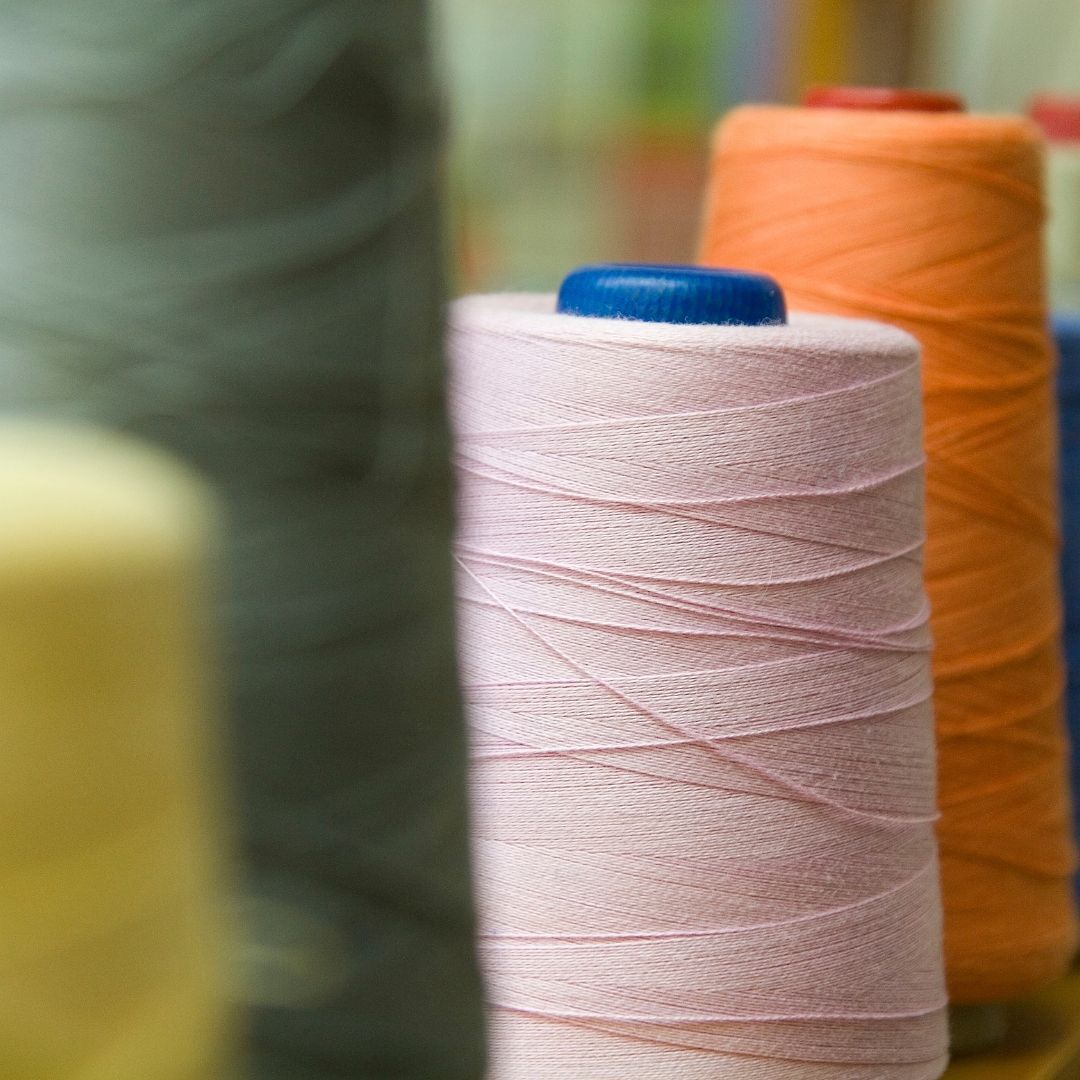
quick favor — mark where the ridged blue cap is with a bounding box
[556,264,786,326]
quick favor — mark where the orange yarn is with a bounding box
[699,105,1077,1003]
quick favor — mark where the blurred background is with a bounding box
[434,0,1080,294]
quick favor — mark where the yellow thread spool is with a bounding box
[0,423,232,1079]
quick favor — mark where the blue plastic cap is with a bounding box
[556,263,787,326]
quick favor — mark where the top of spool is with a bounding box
[803,86,965,113]
[556,264,786,326]
[0,422,212,584]
[1030,95,1080,143]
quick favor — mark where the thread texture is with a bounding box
[0,423,232,1079]
[700,105,1078,1002]
[0,5,484,1076]
[451,293,948,1079]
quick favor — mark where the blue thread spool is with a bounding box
[556,263,786,327]
[1055,311,1080,896]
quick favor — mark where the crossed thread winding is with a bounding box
[450,294,948,1079]
[700,105,1078,1003]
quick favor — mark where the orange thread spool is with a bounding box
[698,94,1077,1003]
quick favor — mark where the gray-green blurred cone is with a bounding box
[0,2,485,1076]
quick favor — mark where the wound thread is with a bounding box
[1055,312,1080,897]
[450,292,948,1079]
[699,103,1078,1003]
[0,423,232,1078]
[0,7,485,1074]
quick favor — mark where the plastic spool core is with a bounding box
[556,263,787,327]
[1030,94,1080,143]
[803,85,966,113]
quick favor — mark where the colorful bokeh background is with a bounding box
[434,0,1080,293]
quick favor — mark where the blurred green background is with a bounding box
[433,0,1080,293]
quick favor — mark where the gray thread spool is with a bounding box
[0,3,484,1077]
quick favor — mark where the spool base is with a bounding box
[949,1005,1009,1056]
[944,966,1080,1077]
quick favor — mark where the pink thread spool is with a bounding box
[451,265,948,1079]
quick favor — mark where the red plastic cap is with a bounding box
[803,86,965,113]
[1030,95,1080,143]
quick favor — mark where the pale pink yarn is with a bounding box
[449,293,948,1079]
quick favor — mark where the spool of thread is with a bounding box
[0,422,231,1079]
[698,89,1078,1006]
[451,265,948,1079]
[1032,96,1080,310]
[0,5,484,1075]
[1054,313,1080,889]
